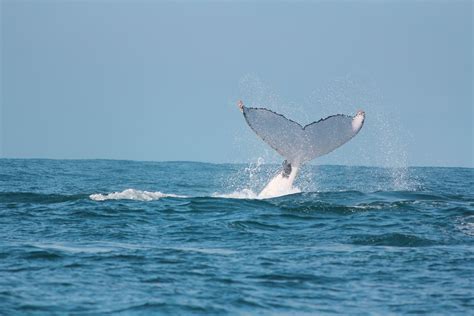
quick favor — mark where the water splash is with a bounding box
[219,157,302,199]
[237,74,420,191]
[244,157,265,183]
[220,157,269,195]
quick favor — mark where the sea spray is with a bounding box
[237,74,420,192]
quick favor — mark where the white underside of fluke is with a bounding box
[243,107,365,166]
[242,106,365,198]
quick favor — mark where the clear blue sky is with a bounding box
[1,1,472,167]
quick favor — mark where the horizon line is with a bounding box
[0,157,472,169]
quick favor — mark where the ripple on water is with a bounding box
[349,233,438,247]
[0,161,472,315]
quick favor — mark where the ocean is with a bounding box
[0,159,473,314]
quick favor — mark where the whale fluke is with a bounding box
[242,106,365,166]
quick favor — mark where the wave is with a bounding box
[456,214,474,236]
[350,233,437,247]
[90,188,269,201]
[89,189,187,201]
[213,189,259,199]
[88,188,450,203]
[4,188,463,206]
[90,186,300,202]
[0,192,87,204]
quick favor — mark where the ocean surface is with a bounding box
[0,159,473,314]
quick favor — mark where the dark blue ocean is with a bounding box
[0,159,473,314]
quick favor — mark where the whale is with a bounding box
[238,101,365,198]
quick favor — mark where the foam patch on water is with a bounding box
[174,247,237,256]
[214,187,300,200]
[90,189,186,201]
[91,187,299,202]
[214,189,259,199]
[31,242,116,254]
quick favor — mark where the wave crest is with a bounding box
[89,189,186,201]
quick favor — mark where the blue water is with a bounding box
[1,159,473,314]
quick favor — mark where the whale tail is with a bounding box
[238,101,365,198]
[242,105,365,167]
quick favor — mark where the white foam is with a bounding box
[91,169,302,202]
[90,189,186,201]
[215,187,299,200]
[174,247,237,255]
[213,189,259,199]
[31,242,115,254]
[215,171,301,200]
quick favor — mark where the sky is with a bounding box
[1,0,472,167]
